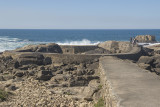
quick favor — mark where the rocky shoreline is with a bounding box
[0,43,104,107]
[0,35,159,107]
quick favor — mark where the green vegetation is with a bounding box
[98,84,103,90]
[0,89,8,101]
[64,91,72,95]
[94,98,105,107]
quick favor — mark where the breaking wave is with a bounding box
[0,36,101,52]
[57,39,100,45]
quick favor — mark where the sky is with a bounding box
[0,0,160,29]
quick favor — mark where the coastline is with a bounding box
[0,35,160,106]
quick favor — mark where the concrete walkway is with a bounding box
[100,56,160,107]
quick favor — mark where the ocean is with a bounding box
[0,29,160,52]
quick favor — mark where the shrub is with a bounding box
[94,98,105,107]
[0,89,8,101]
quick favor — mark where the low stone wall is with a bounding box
[44,54,101,64]
[99,59,118,107]
[60,45,98,54]
[113,47,142,61]
[97,46,142,61]
[44,46,142,64]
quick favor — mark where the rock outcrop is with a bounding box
[15,43,63,53]
[0,50,103,106]
[135,35,156,43]
[98,41,132,53]
[138,55,160,75]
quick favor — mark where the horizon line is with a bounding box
[0,28,160,30]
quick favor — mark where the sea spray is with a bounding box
[0,36,100,52]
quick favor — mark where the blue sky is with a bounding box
[0,0,160,29]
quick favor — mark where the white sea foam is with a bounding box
[137,43,160,47]
[0,37,100,52]
[57,39,100,45]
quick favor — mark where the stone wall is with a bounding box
[44,54,101,64]
[114,47,143,61]
[60,45,98,54]
[99,59,118,107]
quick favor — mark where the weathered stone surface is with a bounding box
[154,68,160,74]
[0,46,101,106]
[0,75,5,81]
[2,75,14,81]
[37,70,53,81]
[138,56,154,64]
[15,43,62,53]
[135,35,156,43]
[15,71,24,77]
[84,48,111,54]
[98,41,131,53]
[138,63,151,70]
[142,47,154,56]
[43,57,52,65]
[7,84,18,91]
[17,53,44,66]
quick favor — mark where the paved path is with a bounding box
[100,56,160,107]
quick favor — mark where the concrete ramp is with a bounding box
[100,56,160,107]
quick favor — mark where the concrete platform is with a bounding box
[100,56,160,107]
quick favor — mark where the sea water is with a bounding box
[0,29,160,52]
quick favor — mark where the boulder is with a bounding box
[135,35,156,43]
[98,41,131,53]
[138,56,154,65]
[15,43,62,53]
[83,80,100,101]
[17,53,44,66]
